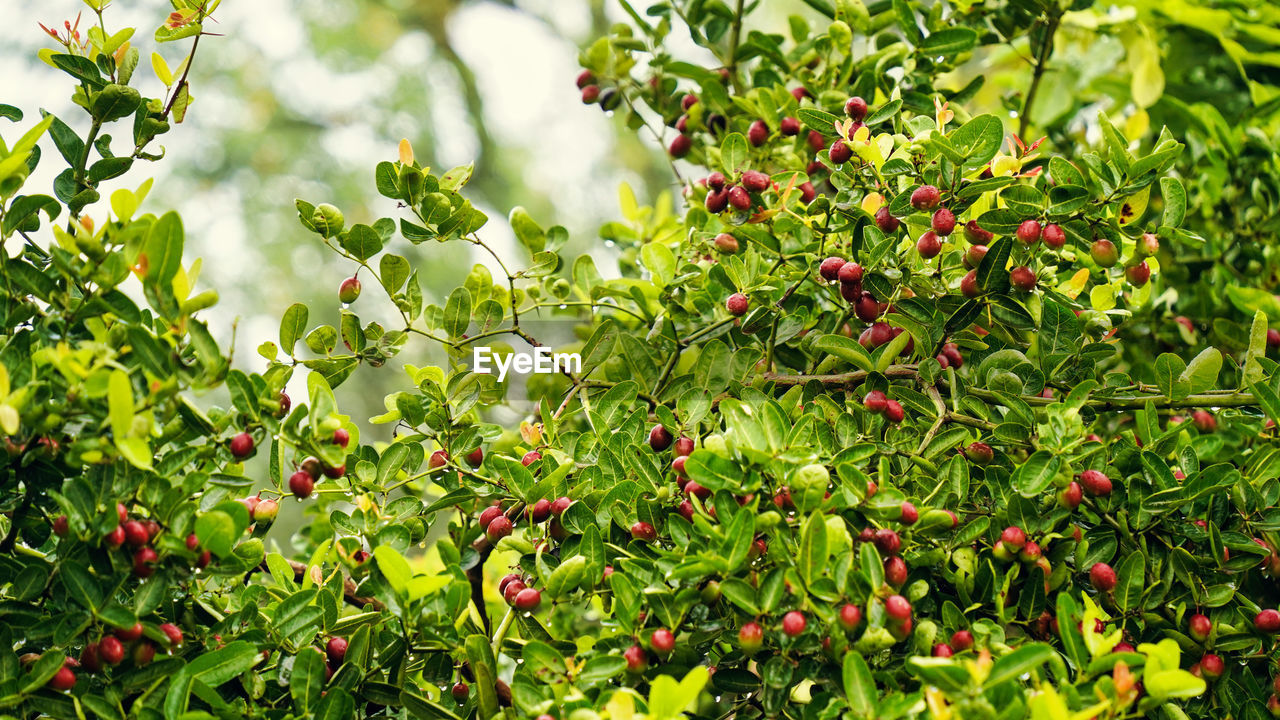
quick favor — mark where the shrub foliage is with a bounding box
[3,1,1280,719]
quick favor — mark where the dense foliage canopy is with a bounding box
[3,1,1280,719]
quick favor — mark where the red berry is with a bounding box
[1200,653,1224,680]
[551,497,572,516]
[651,628,675,653]
[799,182,817,204]
[428,450,448,470]
[669,134,692,158]
[1091,239,1119,267]
[624,644,647,673]
[1126,261,1151,287]
[727,185,751,210]
[674,436,694,456]
[521,451,542,467]
[630,521,657,542]
[1192,410,1216,433]
[289,471,315,499]
[326,637,347,665]
[950,630,974,651]
[332,428,350,448]
[1189,613,1212,642]
[681,94,698,111]
[714,233,739,255]
[529,499,552,523]
[782,610,806,636]
[133,548,158,578]
[885,595,912,622]
[229,432,254,459]
[960,270,981,298]
[48,666,76,691]
[1089,562,1117,592]
[899,502,917,525]
[726,293,749,316]
[1269,329,1280,348]
[844,96,868,121]
[486,516,513,542]
[806,130,825,152]
[253,498,278,524]
[855,294,881,323]
[465,447,484,467]
[452,681,469,703]
[1080,469,1112,496]
[1016,220,1042,245]
[581,85,600,104]
[672,456,688,476]
[874,528,901,556]
[910,185,940,211]
[133,642,155,667]
[863,390,888,413]
[874,206,900,233]
[503,580,526,604]
[1001,526,1027,551]
[838,603,862,632]
[160,623,183,648]
[964,220,993,244]
[838,261,864,284]
[884,556,908,587]
[105,525,126,548]
[322,463,345,479]
[1010,266,1037,291]
[1042,223,1066,249]
[916,231,942,259]
[53,515,69,537]
[931,208,956,236]
[829,140,852,164]
[739,621,764,653]
[99,636,125,665]
[748,120,768,147]
[122,520,148,548]
[1256,609,1280,633]
[966,442,994,465]
[932,643,953,658]
[1059,481,1083,510]
[883,400,904,424]
[649,424,673,452]
[514,587,542,611]
[575,70,594,89]
[820,257,846,281]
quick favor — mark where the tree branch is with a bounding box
[1019,12,1060,138]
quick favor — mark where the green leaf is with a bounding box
[374,545,413,598]
[50,53,105,88]
[1243,310,1268,385]
[509,207,546,255]
[274,589,323,646]
[290,647,326,715]
[985,643,1054,687]
[90,84,142,122]
[1114,550,1145,610]
[812,334,873,371]
[341,224,382,261]
[545,555,587,599]
[164,642,261,718]
[143,211,184,284]
[949,114,1002,166]
[60,562,103,610]
[402,687,463,720]
[798,511,828,586]
[1179,347,1222,394]
[976,237,1011,293]
[921,27,978,56]
[863,99,902,126]
[195,511,237,558]
[1153,353,1189,399]
[648,667,709,720]
[1161,177,1186,228]
[1011,451,1060,498]
[443,288,471,339]
[107,370,133,441]
[641,242,677,287]
[842,651,876,715]
[797,108,842,137]
[721,132,748,174]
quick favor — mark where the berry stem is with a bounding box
[491,606,516,656]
